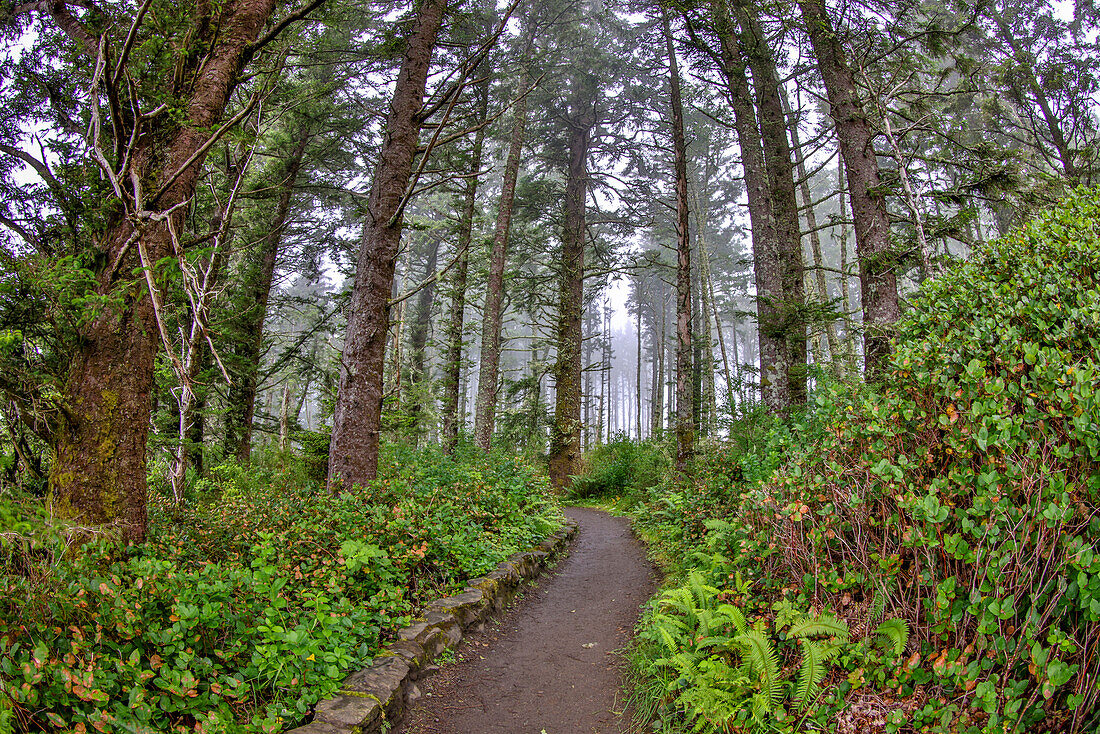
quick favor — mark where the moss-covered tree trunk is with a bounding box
[797,0,899,374]
[706,0,787,411]
[48,0,280,543]
[549,78,597,489]
[735,2,807,406]
[224,122,312,463]
[473,32,533,451]
[664,12,695,471]
[328,0,446,489]
[405,235,441,443]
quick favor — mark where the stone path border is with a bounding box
[287,519,579,734]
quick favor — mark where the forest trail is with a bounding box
[393,507,658,734]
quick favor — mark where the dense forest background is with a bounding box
[2,0,1099,731]
[3,0,1096,518]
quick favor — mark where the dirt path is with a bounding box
[394,506,657,734]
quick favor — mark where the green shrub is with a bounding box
[567,435,670,504]
[737,188,1100,731]
[0,443,562,733]
[292,429,331,486]
[627,188,1100,733]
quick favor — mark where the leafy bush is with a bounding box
[292,429,331,486]
[645,570,909,731]
[737,188,1100,732]
[567,435,670,504]
[625,188,1100,733]
[0,444,562,733]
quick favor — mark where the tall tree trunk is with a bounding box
[329,0,447,489]
[405,235,441,443]
[836,148,860,374]
[692,262,704,431]
[701,234,734,414]
[651,304,663,437]
[797,0,899,375]
[697,246,717,428]
[528,340,547,447]
[700,0,787,412]
[583,312,594,450]
[735,3,807,406]
[664,12,694,469]
[440,76,490,453]
[48,0,280,542]
[224,121,312,463]
[607,308,616,440]
[278,384,291,451]
[549,77,597,488]
[474,39,532,451]
[782,90,842,374]
[636,305,642,439]
[989,3,1079,182]
[691,161,718,432]
[386,280,405,407]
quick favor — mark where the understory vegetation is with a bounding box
[572,190,1100,733]
[0,444,561,733]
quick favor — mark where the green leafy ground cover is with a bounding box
[0,443,562,734]
[575,189,1100,733]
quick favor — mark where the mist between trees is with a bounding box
[1,0,1097,539]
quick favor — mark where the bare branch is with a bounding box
[388,236,467,307]
[112,0,154,85]
[14,0,98,56]
[245,0,329,65]
[150,94,259,206]
[85,37,125,200]
[0,214,41,251]
[0,143,67,202]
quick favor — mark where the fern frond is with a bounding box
[737,629,782,708]
[870,589,886,623]
[716,603,748,636]
[874,618,909,657]
[687,570,721,611]
[654,621,682,654]
[795,640,829,709]
[659,587,696,616]
[786,613,851,642]
[749,691,773,730]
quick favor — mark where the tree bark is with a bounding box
[405,234,441,443]
[835,162,860,374]
[278,384,291,451]
[473,37,532,451]
[702,0,787,411]
[735,2,807,406]
[49,0,281,542]
[224,121,312,463]
[651,299,663,437]
[439,99,489,453]
[663,12,694,470]
[782,89,842,375]
[635,304,642,438]
[701,231,734,414]
[797,0,899,375]
[548,77,597,489]
[329,0,447,489]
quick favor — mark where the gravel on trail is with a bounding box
[394,506,658,734]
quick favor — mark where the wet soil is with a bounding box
[394,506,658,734]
